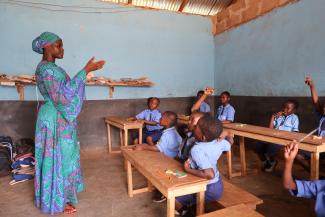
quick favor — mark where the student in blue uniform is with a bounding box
[191,87,213,114]
[283,141,325,217]
[130,97,163,146]
[216,91,235,123]
[134,111,182,202]
[175,116,231,216]
[256,100,299,172]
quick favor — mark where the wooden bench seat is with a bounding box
[198,204,264,217]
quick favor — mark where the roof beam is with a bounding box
[128,0,132,4]
[178,0,189,12]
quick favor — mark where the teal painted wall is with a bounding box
[0,0,214,100]
[214,0,325,96]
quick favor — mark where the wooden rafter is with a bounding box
[127,0,132,4]
[178,0,189,12]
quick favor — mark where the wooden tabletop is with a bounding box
[198,204,264,217]
[104,116,143,128]
[122,147,209,191]
[224,123,325,146]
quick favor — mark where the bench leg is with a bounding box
[107,124,112,153]
[310,152,320,180]
[196,191,205,216]
[239,136,247,176]
[148,180,154,192]
[167,197,175,217]
[126,160,133,197]
[120,129,124,147]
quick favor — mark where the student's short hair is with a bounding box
[164,111,177,127]
[147,97,160,105]
[284,100,299,110]
[221,91,231,98]
[197,90,204,96]
[197,115,223,142]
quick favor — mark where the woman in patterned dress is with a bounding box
[32,32,105,215]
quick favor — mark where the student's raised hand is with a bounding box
[305,76,314,88]
[284,141,299,163]
[84,57,106,74]
[204,87,214,96]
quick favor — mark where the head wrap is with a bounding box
[32,32,61,54]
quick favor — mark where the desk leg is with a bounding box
[107,124,112,154]
[239,136,247,176]
[126,160,133,197]
[227,150,232,179]
[124,129,128,147]
[310,152,320,180]
[167,197,175,217]
[139,127,143,144]
[147,180,154,192]
[120,129,124,147]
[196,191,205,216]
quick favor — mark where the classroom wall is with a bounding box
[0,0,214,100]
[214,0,325,97]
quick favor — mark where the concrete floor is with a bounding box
[0,145,316,217]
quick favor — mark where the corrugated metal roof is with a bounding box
[101,0,233,16]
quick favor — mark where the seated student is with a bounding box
[256,100,299,172]
[216,91,235,123]
[191,87,213,113]
[283,141,325,217]
[175,116,231,216]
[134,111,182,203]
[178,112,205,163]
[129,97,163,146]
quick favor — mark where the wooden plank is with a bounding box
[217,180,263,209]
[105,116,143,129]
[226,150,232,179]
[126,160,133,197]
[167,197,175,217]
[107,124,112,153]
[133,187,149,194]
[198,204,264,217]
[311,152,320,180]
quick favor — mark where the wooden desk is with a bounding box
[198,204,264,217]
[122,147,209,217]
[104,117,143,153]
[223,123,325,180]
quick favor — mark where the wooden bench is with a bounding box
[198,204,264,217]
[121,147,209,217]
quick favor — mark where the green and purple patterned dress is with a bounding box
[34,61,86,214]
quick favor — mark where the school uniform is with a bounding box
[318,115,325,137]
[176,139,231,206]
[199,102,211,113]
[257,114,299,160]
[290,180,325,217]
[156,127,182,158]
[135,109,163,143]
[216,104,235,122]
[178,132,196,163]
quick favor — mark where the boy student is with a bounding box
[175,116,231,216]
[129,97,163,146]
[256,100,299,172]
[178,111,205,163]
[283,141,325,217]
[191,88,213,113]
[134,111,182,202]
[216,91,235,123]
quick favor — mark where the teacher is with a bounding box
[32,32,105,215]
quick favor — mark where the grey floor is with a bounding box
[0,145,316,217]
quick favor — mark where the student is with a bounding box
[256,100,299,172]
[216,91,235,123]
[175,116,231,216]
[191,88,213,113]
[129,97,163,146]
[283,141,325,217]
[134,111,182,202]
[178,112,205,163]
